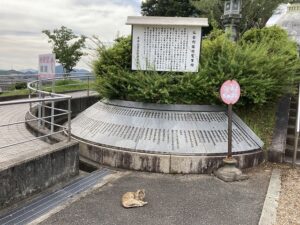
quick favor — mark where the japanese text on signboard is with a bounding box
[132,25,202,72]
[38,54,55,79]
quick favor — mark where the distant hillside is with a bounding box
[0,66,90,76]
[55,65,90,74]
[0,70,23,75]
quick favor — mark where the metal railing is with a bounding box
[0,73,94,150]
[293,83,300,167]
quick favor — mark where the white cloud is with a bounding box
[0,0,141,70]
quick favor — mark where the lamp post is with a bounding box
[221,0,242,42]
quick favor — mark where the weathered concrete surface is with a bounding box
[259,169,281,225]
[268,95,291,163]
[0,91,97,209]
[79,143,171,173]
[41,168,270,225]
[0,141,79,209]
[78,141,264,174]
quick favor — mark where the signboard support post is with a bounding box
[215,80,248,182]
[38,53,56,129]
[228,104,233,158]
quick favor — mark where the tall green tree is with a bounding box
[191,0,289,32]
[141,0,201,17]
[42,26,86,73]
[141,0,289,35]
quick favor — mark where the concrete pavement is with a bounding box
[41,168,271,225]
[0,91,97,170]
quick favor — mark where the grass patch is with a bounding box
[0,89,30,97]
[0,80,95,97]
[236,103,277,151]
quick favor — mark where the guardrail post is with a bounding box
[38,79,42,128]
[293,83,300,168]
[68,98,72,142]
[52,76,55,93]
[42,96,45,129]
[87,76,90,97]
[293,131,299,168]
[51,101,54,133]
[29,88,32,111]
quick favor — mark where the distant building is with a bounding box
[267,3,300,53]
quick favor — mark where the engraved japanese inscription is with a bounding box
[131,25,202,72]
[71,101,263,155]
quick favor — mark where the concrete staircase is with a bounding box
[285,97,300,165]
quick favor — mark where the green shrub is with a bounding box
[55,79,81,86]
[94,36,132,77]
[14,82,27,90]
[93,27,300,106]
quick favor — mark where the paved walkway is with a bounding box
[40,168,271,225]
[0,91,96,170]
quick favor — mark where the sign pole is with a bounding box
[228,104,233,159]
[215,80,248,182]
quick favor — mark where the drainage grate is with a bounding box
[0,168,113,225]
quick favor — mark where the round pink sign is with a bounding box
[220,80,241,105]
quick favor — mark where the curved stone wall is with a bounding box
[72,100,264,173]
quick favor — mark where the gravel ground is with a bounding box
[275,164,300,225]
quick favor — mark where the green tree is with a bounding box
[141,0,200,17]
[191,0,289,33]
[94,27,299,106]
[42,26,86,73]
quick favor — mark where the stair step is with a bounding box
[284,156,300,166]
[289,116,296,124]
[289,109,297,117]
[287,124,298,135]
[286,134,300,146]
[285,144,300,159]
[290,102,298,109]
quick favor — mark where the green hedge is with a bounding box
[93,26,299,106]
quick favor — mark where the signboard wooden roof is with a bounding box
[126,16,209,27]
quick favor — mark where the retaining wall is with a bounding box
[0,141,79,209]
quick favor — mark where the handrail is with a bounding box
[0,96,70,106]
[293,83,300,167]
[0,73,94,150]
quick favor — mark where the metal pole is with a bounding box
[87,76,90,97]
[50,76,55,133]
[293,83,300,167]
[42,96,45,129]
[51,101,54,133]
[29,88,32,111]
[68,98,72,142]
[52,76,55,93]
[293,131,299,168]
[228,104,233,158]
[38,78,42,128]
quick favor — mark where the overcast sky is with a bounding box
[0,0,141,71]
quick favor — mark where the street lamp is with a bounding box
[221,0,242,41]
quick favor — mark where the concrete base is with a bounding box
[0,141,79,209]
[77,140,264,174]
[214,158,248,182]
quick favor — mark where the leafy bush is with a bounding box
[55,79,81,86]
[94,36,131,77]
[93,26,299,106]
[14,82,27,90]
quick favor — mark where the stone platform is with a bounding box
[71,100,264,173]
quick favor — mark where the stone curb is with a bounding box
[258,169,281,225]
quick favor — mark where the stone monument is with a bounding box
[71,16,264,174]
